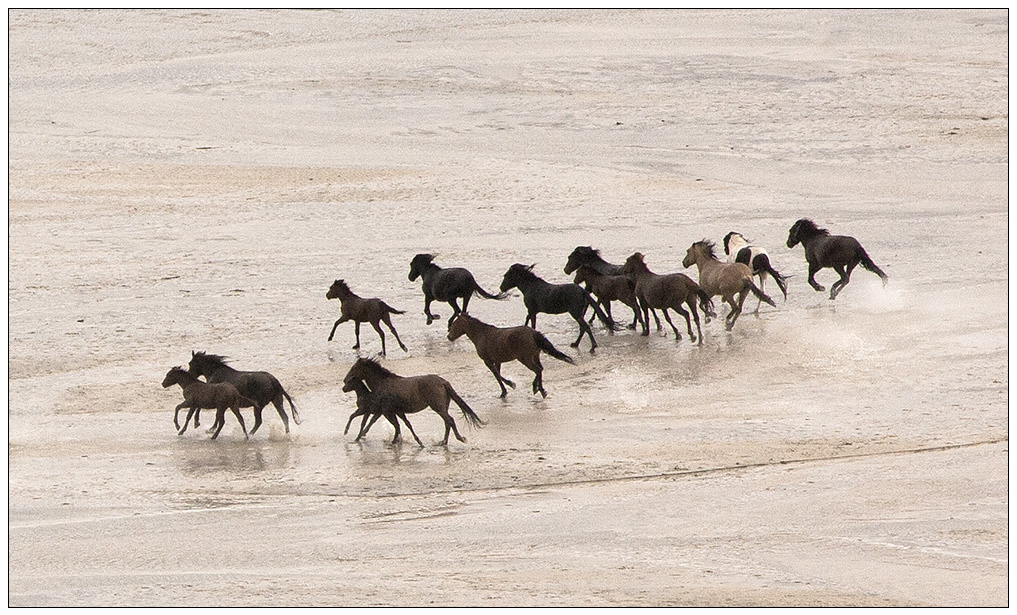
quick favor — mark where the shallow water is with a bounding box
[8,9,1008,606]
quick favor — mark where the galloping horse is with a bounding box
[572,265,644,330]
[162,366,250,439]
[408,253,507,327]
[683,240,775,331]
[621,252,713,344]
[343,377,423,446]
[187,351,299,434]
[342,357,485,446]
[723,231,789,313]
[326,279,408,356]
[500,263,621,353]
[786,218,888,300]
[447,313,575,398]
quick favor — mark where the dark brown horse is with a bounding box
[447,313,575,398]
[787,218,888,300]
[326,279,407,356]
[343,378,423,446]
[573,265,644,330]
[342,357,485,446]
[683,240,775,331]
[408,253,507,327]
[162,367,250,440]
[622,253,714,344]
[187,351,299,434]
[565,246,660,330]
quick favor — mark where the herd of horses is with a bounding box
[162,218,888,444]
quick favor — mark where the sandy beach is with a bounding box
[8,9,1008,606]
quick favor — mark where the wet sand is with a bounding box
[8,10,1008,606]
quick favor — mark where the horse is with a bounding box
[683,240,776,331]
[408,253,507,327]
[564,246,660,330]
[343,378,423,446]
[500,263,622,353]
[162,367,250,440]
[326,279,408,356]
[723,231,789,313]
[572,265,644,330]
[342,357,485,446]
[447,313,575,398]
[786,218,888,300]
[621,252,714,344]
[187,351,300,435]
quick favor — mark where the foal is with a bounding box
[162,367,250,440]
[683,240,775,331]
[786,218,888,300]
[447,313,575,398]
[572,265,644,330]
[326,279,408,356]
[343,378,423,446]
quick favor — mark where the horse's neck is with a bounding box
[175,372,200,388]
[517,274,548,292]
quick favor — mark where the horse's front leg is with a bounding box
[173,401,189,430]
[179,406,198,435]
[328,315,348,342]
[344,409,365,435]
[352,321,362,350]
[423,293,438,325]
[807,264,825,292]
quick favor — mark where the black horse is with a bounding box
[500,263,622,352]
[343,378,423,446]
[786,219,888,300]
[408,253,507,327]
[187,351,300,435]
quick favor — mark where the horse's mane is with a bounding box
[352,356,398,378]
[191,351,230,367]
[695,240,720,261]
[795,218,829,236]
[508,263,540,280]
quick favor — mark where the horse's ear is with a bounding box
[529,263,537,271]
[191,350,195,357]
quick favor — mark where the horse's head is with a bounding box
[447,313,472,341]
[326,279,349,300]
[572,265,595,285]
[408,253,436,281]
[787,218,825,248]
[343,356,393,390]
[723,232,744,255]
[187,350,227,378]
[162,366,189,388]
[622,252,647,276]
[563,246,597,274]
[500,263,536,292]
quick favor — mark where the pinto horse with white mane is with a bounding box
[723,231,788,313]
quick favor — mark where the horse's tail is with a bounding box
[744,278,777,308]
[858,250,889,286]
[445,383,486,429]
[473,282,509,301]
[534,332,576,365]
[584,290,623,331]
[281,387,301,424]
[695,286,716,319]
[755,254,789,300]
[381,301,406,315]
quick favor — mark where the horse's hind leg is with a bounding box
[571,313,597,352]
[754,273,767,314]
[672,305,694,343]
[231,406,249,440]
[660,308,682,341]
[726,293,746,331]
[370,320,387,356]
[399,414,424,447]
[211,408,228,439]
[270,398,291,434]
[248,405,265,435]
[447,298,464,328]
[352,321,362,350]
[382,314,408,352]
[521,354,546,397]
[830,263,854,300]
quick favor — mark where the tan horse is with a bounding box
[621,253,714,345]
[682,240,775,331]
[447,313,575,398]
[326,279,408,356]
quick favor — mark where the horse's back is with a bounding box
[810,234,864,266]
[432,267,477,298]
